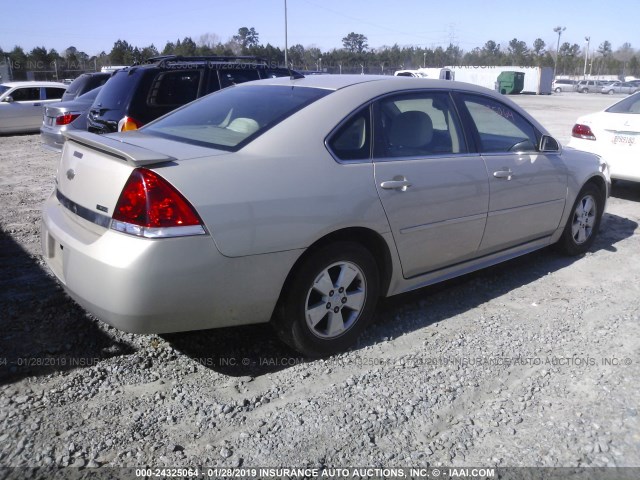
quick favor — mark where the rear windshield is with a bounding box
[77,86,102,101]
[93,70,141,109]
[606,93,640,114]
[143,85,331,151]
[64,75,89,96]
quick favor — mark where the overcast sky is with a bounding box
[0,0,633,56]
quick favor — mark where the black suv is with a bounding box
[87,56,293,134]
[61,72,111,102]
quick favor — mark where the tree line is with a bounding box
[1,28,638,81]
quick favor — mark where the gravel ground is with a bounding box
[1,93,640,475]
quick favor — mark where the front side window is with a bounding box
[144,85,331,151]
[461,95,538,153]
[11,87,40,101]
[374,91,466,159]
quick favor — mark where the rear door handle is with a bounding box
[33,103,42,107]
[493,169,514,180]
[380,178,412,191]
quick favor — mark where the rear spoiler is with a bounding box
[64,131,176,167]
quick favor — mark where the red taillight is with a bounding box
[118,116,142,132]
[55,113,80,125]
[572,124,596,140]
[111,169,205,238]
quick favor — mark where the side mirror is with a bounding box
[539,135,560,153]
[2,95,14,103]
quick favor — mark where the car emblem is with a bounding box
[66,169,76,180]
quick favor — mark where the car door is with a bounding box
[455,93,567,254]
[1,86,42,130]
[371,91,489,278]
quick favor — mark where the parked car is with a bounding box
[40,86,102,151]
[0,81,67,133]
[600,81,639,95]
[60,72,110,102]
[575,80,605,93]
[42,75,609,357]
[87,55,295,134]
[552,79,576,93]
[568,92,640,183]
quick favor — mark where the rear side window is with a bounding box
[144,85,331,151]
[11,87,40,101]
[374,92,466,158]
[328,107,371,161]
[45,88,66,100]
[147,70,202,106]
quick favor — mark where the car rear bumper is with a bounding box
[40,128,65,152]
[41,191,301,334]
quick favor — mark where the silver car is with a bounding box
[0,81,67,133]
[600,81,639,95]
[40,86,102,152]
[41,75,609,356]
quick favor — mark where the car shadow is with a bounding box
[0,228,135,385]
[611,181,640,202]
[165,211,637,378]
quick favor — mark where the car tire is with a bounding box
[581,88,588,93]
[557,183,604,256]
[273,242,380,357]
[608,90,614,95]
[555,87,562,93]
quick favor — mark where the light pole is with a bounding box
[583,36,590,80]
[423,52,426,68]
[284,0,288,68]
[553,26,566,79]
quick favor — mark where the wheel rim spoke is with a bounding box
[336,264,358,290]
[306,303,328,328]
[583,197,594,215]
[326,311,345,337]
[313,270,334,296]
[344,290,365,312]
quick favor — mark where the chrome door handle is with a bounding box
[33,103,42,107]
[493,169,513,179]
[380,179,412,191]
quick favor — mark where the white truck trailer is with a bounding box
[445,66,553,94]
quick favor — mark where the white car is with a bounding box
[0,81,67,133]
[568,92,640,182]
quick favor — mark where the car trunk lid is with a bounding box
[56,131,227,229]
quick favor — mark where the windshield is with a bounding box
[0,85,10,96]
[144,85,331,151]
[606,93,640,114]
